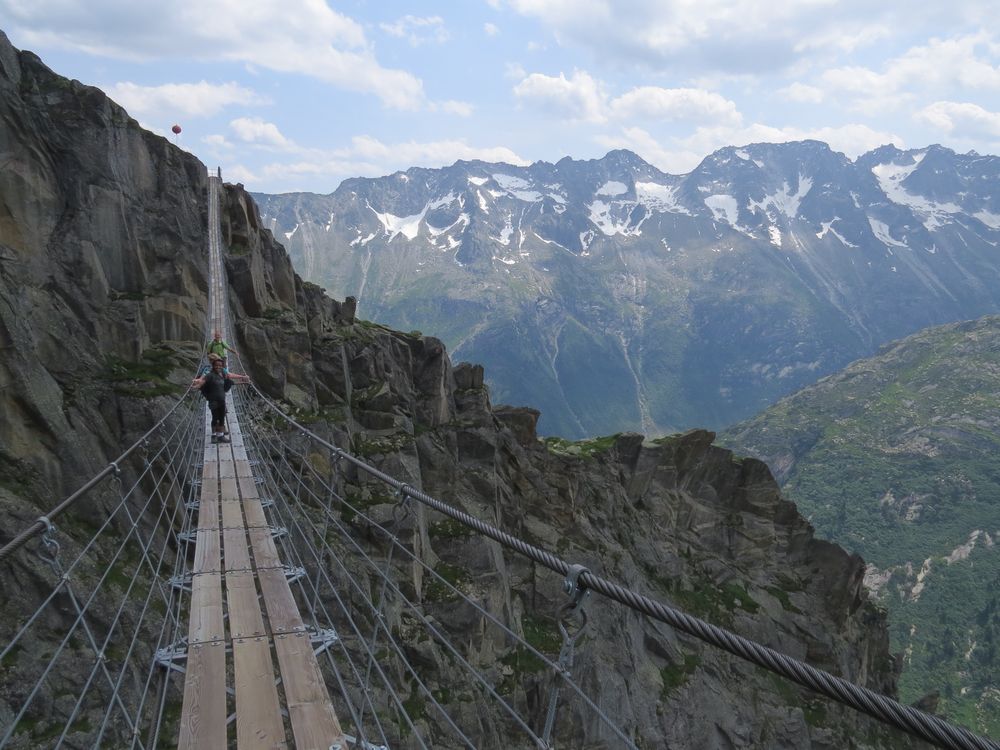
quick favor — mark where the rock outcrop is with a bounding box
[0,29,208,515]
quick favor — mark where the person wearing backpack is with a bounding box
[207,330,238,367]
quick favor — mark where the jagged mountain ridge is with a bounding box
[255,142,1000,438]
[720,316,1000,736]
[0,30,924,747]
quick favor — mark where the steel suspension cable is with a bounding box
[0,388,199,564]
[246,383,1000,750]
[240,398,637,748]
[242,417,483,748]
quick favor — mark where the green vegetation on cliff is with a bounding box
[721,316,1000,737]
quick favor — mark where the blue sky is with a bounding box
[3,1,998,193]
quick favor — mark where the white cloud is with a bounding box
[777,82,825,103]
[105,80,267,119]
[917,101,1000,140]
[513,70,606,122]
[435,100,475,117]
[3,0,425,109]
[230,117,294,149]
[380,15,449,45]
[515,72,741,127]
[609,87,742,126]
[203,134,234,149]
[340,135,529,168]
[822,33,1000,111]
[223,164,260,185]
[484,22,500,36]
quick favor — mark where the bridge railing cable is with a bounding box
[0,388,197,564]
[233,382,639,748]
[241,382,1000,750]
[0,390,204,749]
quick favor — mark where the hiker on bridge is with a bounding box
[207,330,238,367]
[192,354,248,442]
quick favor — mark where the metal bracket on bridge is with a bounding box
[335,734,389,750]
[154,642,189,675]
[310,627,340,657]
[270,525,288,541]
[284,565,306,584]
[259,496,275,509]
[168,573,193,593]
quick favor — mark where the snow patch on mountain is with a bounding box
[973,210,1000,229]
[491,213,514,246]
[871,155,962,231]
[705,194,739,226]
[869,217,908,248]
[369,202,426,242]
[284,223,299,240]
[635,182,690,214]
[589,200,647,237]
[492,173,543,202]
[427,213,468,239]
[817,218,858,247]
[534,231,574,254]
[468,176,488,186]
[768,226,782,247]
[350,231,377,247]
[596,180,628,197]
[749,175,813,219]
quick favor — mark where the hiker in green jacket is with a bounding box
[207,330,237,367]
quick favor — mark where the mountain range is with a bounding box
[254,142,1000,438]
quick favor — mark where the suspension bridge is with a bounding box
[0,173,998,749]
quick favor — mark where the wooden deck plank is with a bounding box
[232,637,287,749]
[177,640,227,749]
[227,567,285,748]
[219,476,239,502]
[273,632,345,750]
[248,528,283,570]
[187,572,224,644]
[223,530,252,571]
[242,497,269,529]
[257,568,305,634]
[226,571,266,638]
[236,475,259,500]
[203,461,220,481]
[191,527,221,575]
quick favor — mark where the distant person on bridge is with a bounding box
[192,355,248,442]
[207,330,238,367]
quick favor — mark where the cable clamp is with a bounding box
[562,564,590,607]
[37,515,62,570]
[392,487,413,524]
[109,461,121,478]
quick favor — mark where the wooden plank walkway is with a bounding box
[177,394,346,749]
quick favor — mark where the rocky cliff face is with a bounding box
[0,30,919,748]
[0,30,208,521]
